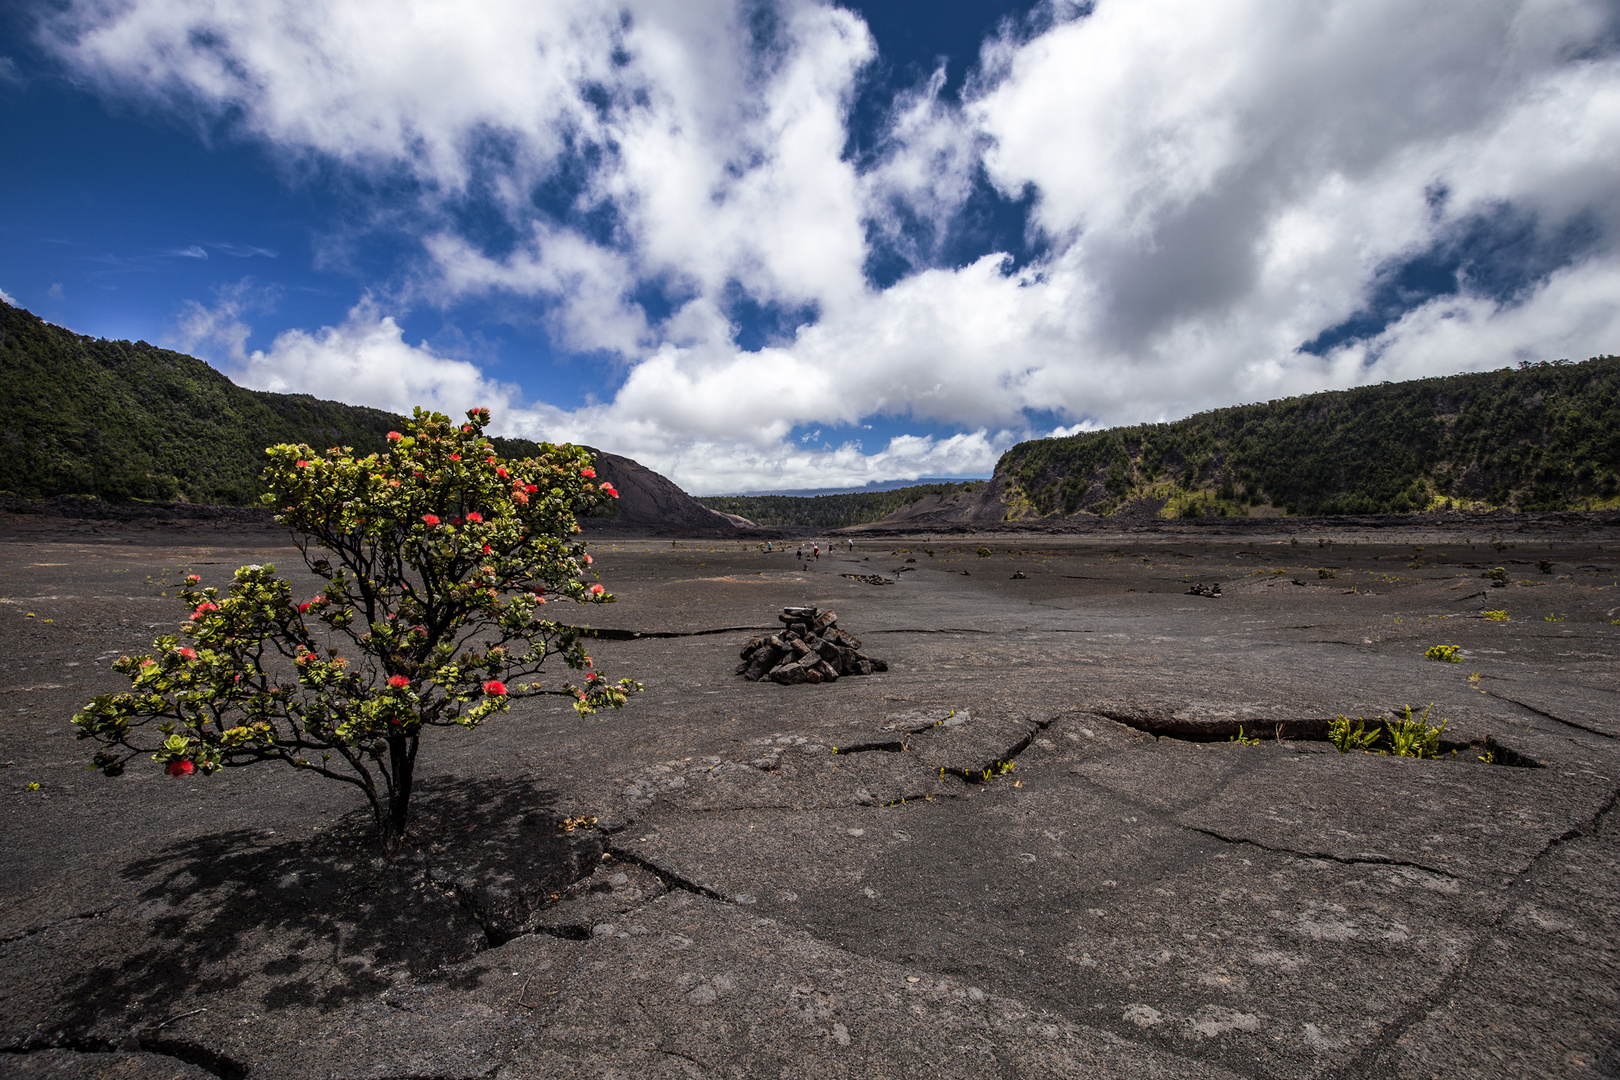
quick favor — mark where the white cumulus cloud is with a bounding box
[45,0,1620,491]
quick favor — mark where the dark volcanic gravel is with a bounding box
[2,511,1618,1079]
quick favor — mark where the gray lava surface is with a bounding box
[2,515,1618,1078]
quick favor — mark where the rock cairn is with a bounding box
[737,606,889,685]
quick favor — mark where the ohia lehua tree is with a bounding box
[74,407,640,849]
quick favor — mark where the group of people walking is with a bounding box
[762,539,856,560]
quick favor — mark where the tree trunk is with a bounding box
[381,734,416,855]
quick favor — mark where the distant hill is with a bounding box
[698,482,984,529]
[0,301,401,504]
[980,355,1620,521]
[703,355,1620,530]
[0,301,742,533]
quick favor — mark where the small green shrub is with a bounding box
[1544,611,1563,622]
[1538,560,1554,574]
[1318,568,1337,579]
[1425,644,1462,663]
[975,546,992,558]
[1484,567,1508,586]
[1383,704,1447,759]
[1482,609,1510,621]
[1228,726,1261,746]
[1328,716,1380,753]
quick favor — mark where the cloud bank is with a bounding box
[44,0,1620,492]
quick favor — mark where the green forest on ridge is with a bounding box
[0,301,405,504]
[698,483,982,529]
[2,298,1617,521]
[997,355,1620,520]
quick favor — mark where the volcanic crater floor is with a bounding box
[2,518,1619,1079]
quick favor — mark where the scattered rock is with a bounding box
[1011,571,1028,579]
[841,573,892,586]
[738,608,889,685]
[1187,582,1222,597]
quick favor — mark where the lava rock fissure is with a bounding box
[564,624,776,641]
[1,1037,248,1080]
[1097,708,1540,766]
[1183,825,1460,878]
[603,845,729,903]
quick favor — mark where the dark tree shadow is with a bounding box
[50,776,603,1035]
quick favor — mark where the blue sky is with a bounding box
[3,0,1618,494]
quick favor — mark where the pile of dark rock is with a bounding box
[1187,582,1222,597]
[737,606,889,685]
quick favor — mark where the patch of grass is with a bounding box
[980,759,1017,781]
[1482,610,1510,621]
[1383,704,1448,759]
[1328,716,1381,753]
[1228,726,1261,746]
[1544,611,1564,622]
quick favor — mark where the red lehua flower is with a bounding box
[589,584,605,595]
[176,647,197,661]
[387,675,410,689]
[167,760,195,777]
[581,467,596,478]
[449,454,461,462]
[422,514,441,526]
[601,483,618,498]
[414,470,425,479]
[389,479,400,487]
[387,431,403,441]
[141,658,156,667]
[185,574,201,584]
[483,679,508,696]
[496,466,508,478]
[451,516,465,526]
[587,671,600,682]
[299,602,311,613]
[190,611,204,621]
[524,483,538,493]
[482,544,492,554]
[514,492,529,504]
[462,424,473,433]
[466,512,483,523]
[196,602,218,613]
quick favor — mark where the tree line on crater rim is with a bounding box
[1,299,1615,523]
